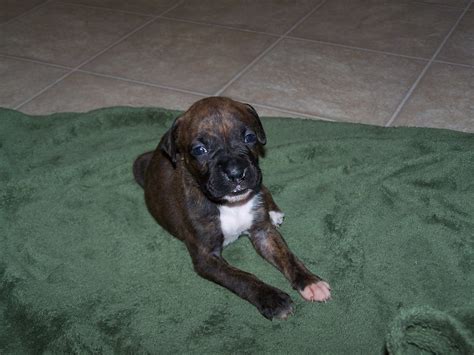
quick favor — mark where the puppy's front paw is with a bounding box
[299,281,331,302]
[257,288,294,320]
[269,210,285,227]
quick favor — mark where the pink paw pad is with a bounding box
[299,281,331,302]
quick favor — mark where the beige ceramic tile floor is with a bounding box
[1,0,473,132]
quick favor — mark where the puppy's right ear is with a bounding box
[159,116,181,166]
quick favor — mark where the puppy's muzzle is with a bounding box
[222,158,248,183]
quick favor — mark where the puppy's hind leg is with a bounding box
[133,151,154,188]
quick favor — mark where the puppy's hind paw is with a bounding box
[269,211,285,227]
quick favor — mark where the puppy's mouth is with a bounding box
[224,188,253,203]
[231,183,248,194]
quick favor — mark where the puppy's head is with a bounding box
[160,97,266,204]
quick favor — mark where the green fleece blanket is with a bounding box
[0,107,473,354]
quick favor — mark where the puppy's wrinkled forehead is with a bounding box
[186,97,251,139]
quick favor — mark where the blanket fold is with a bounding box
[386,306,474,354]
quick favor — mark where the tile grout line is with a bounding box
[0,54,73,70]
[385,0,473,128]
[77,69,210,97]
[413,0,471,9]
[1,0,53,27]
[248,102,335,121]
[160,15,281,37]
[214,0,328,96]
[14,0,186,111]
[55,1,159,17]
[285,36,430,62]
[433,59,474,69]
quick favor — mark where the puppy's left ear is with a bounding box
[159,115,181,166]
[245,104,266,145]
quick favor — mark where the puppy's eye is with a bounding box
[191,145,208,156]
[244,133,257,144]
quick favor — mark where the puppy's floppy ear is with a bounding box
[159,116,181,166]
[245,103,266,145]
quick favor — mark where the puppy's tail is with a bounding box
[133,151,153,189]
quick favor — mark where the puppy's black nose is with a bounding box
[223,160,247,182]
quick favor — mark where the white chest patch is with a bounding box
[218,195,258,246]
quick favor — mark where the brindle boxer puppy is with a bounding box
[133,97,331,320]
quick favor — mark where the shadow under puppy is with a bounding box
[133,97,331,320]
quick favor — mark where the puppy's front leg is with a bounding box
[249,228,331,302]
[187,243,294,320]
[261,185,285,227]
